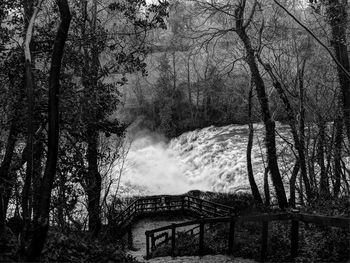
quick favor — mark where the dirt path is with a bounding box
[127,217,255,263]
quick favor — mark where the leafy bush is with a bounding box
[41,231,137,262]
[151,217,349,262]
[187,190,256,215]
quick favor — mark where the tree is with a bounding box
[0,0,30,243]
[59,0,169,236]
[246,81,263,204]
[154,53,179,136]
[275,0,350,145]
[234,0,288,208]
[27,0,71,260]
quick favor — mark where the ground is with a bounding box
[127,216,256,263]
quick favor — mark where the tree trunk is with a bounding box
[187,56,194,125]
[235,8,288,208]
[297,59,311,197]
[32,140,44,221]
[289,161,300,208]
[326,0,350,145]
[263,166,270,206]
[21,0,40,247]
[333,108,343,196]
[86,128,102,237]
[258,59,313,201]
[246,84,263,204]
[26,0,71,260]
[84,0,102,237]
[0,122,19,240]
[172,51,176,91]
[318,120,329,197]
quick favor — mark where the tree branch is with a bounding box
[273,0,350,80]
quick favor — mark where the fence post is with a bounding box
[171,224,176,257]
[199,220,204,256]
[260,221,268,261]
[181,196,185,213]
[145,231,150,259]
[127,226,133,249]
[151,233,155,250]
[165,232,169,243]
[290,210,300,259]
[228,215,235,255]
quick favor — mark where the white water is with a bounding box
[114,123,294,196]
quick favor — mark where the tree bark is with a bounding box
[0,122,19,240]
[86,127,102,237]
[325,0,350,145]
[333,108,343,196]
[246,83,263,204]
[187,56,194,125]
[258,59,313,201]
[84,0,102,237]
[317,120,329,197]
[275,0,350,144]
[289,161,300,208]
[26,0,71,260]
[32,140,44,221]
[235,4,288,208]
[21,0,41,247]
[263,166,270,206]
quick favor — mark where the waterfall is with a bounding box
[114,123,293,196]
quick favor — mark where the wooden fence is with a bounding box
[145,211,350,260]
[113,194,236,229]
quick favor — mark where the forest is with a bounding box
[0,0,349,262]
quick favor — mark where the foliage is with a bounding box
[187,190,257,215]
[301,195,350,217]
[152,218,349,262]
[41,231,137,263]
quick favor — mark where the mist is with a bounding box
[113,123,294,197]
[115,128,211,196]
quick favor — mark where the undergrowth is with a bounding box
[152,193,350,262]
[0,230,138,263]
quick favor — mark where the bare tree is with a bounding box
[246,80,263,204]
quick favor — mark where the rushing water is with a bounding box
[114,123,294,196]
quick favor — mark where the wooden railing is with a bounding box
[113,194,236,229]
[145,211,350,260]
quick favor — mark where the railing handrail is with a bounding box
[184,195,235,212]
[293,213,350,228]
[114,200,137,221]
[113,194,237,228]
[145,211,350,260]
[114,193,350,233]
[145,212,350,235]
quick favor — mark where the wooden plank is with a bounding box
[146,231,150,259]
[185,195,235,211]
[127,226,133,249]
[292,213,350,229]
[188,205,222,217]
[154,232,168,241]
[151,233,155,249]
[290,219,299,259]
[228,218,235,255]
[171,224,176,257]
[181,196,185,213]
[235,213,291,223]
[260,221,268,261]
[198,221,204,256]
